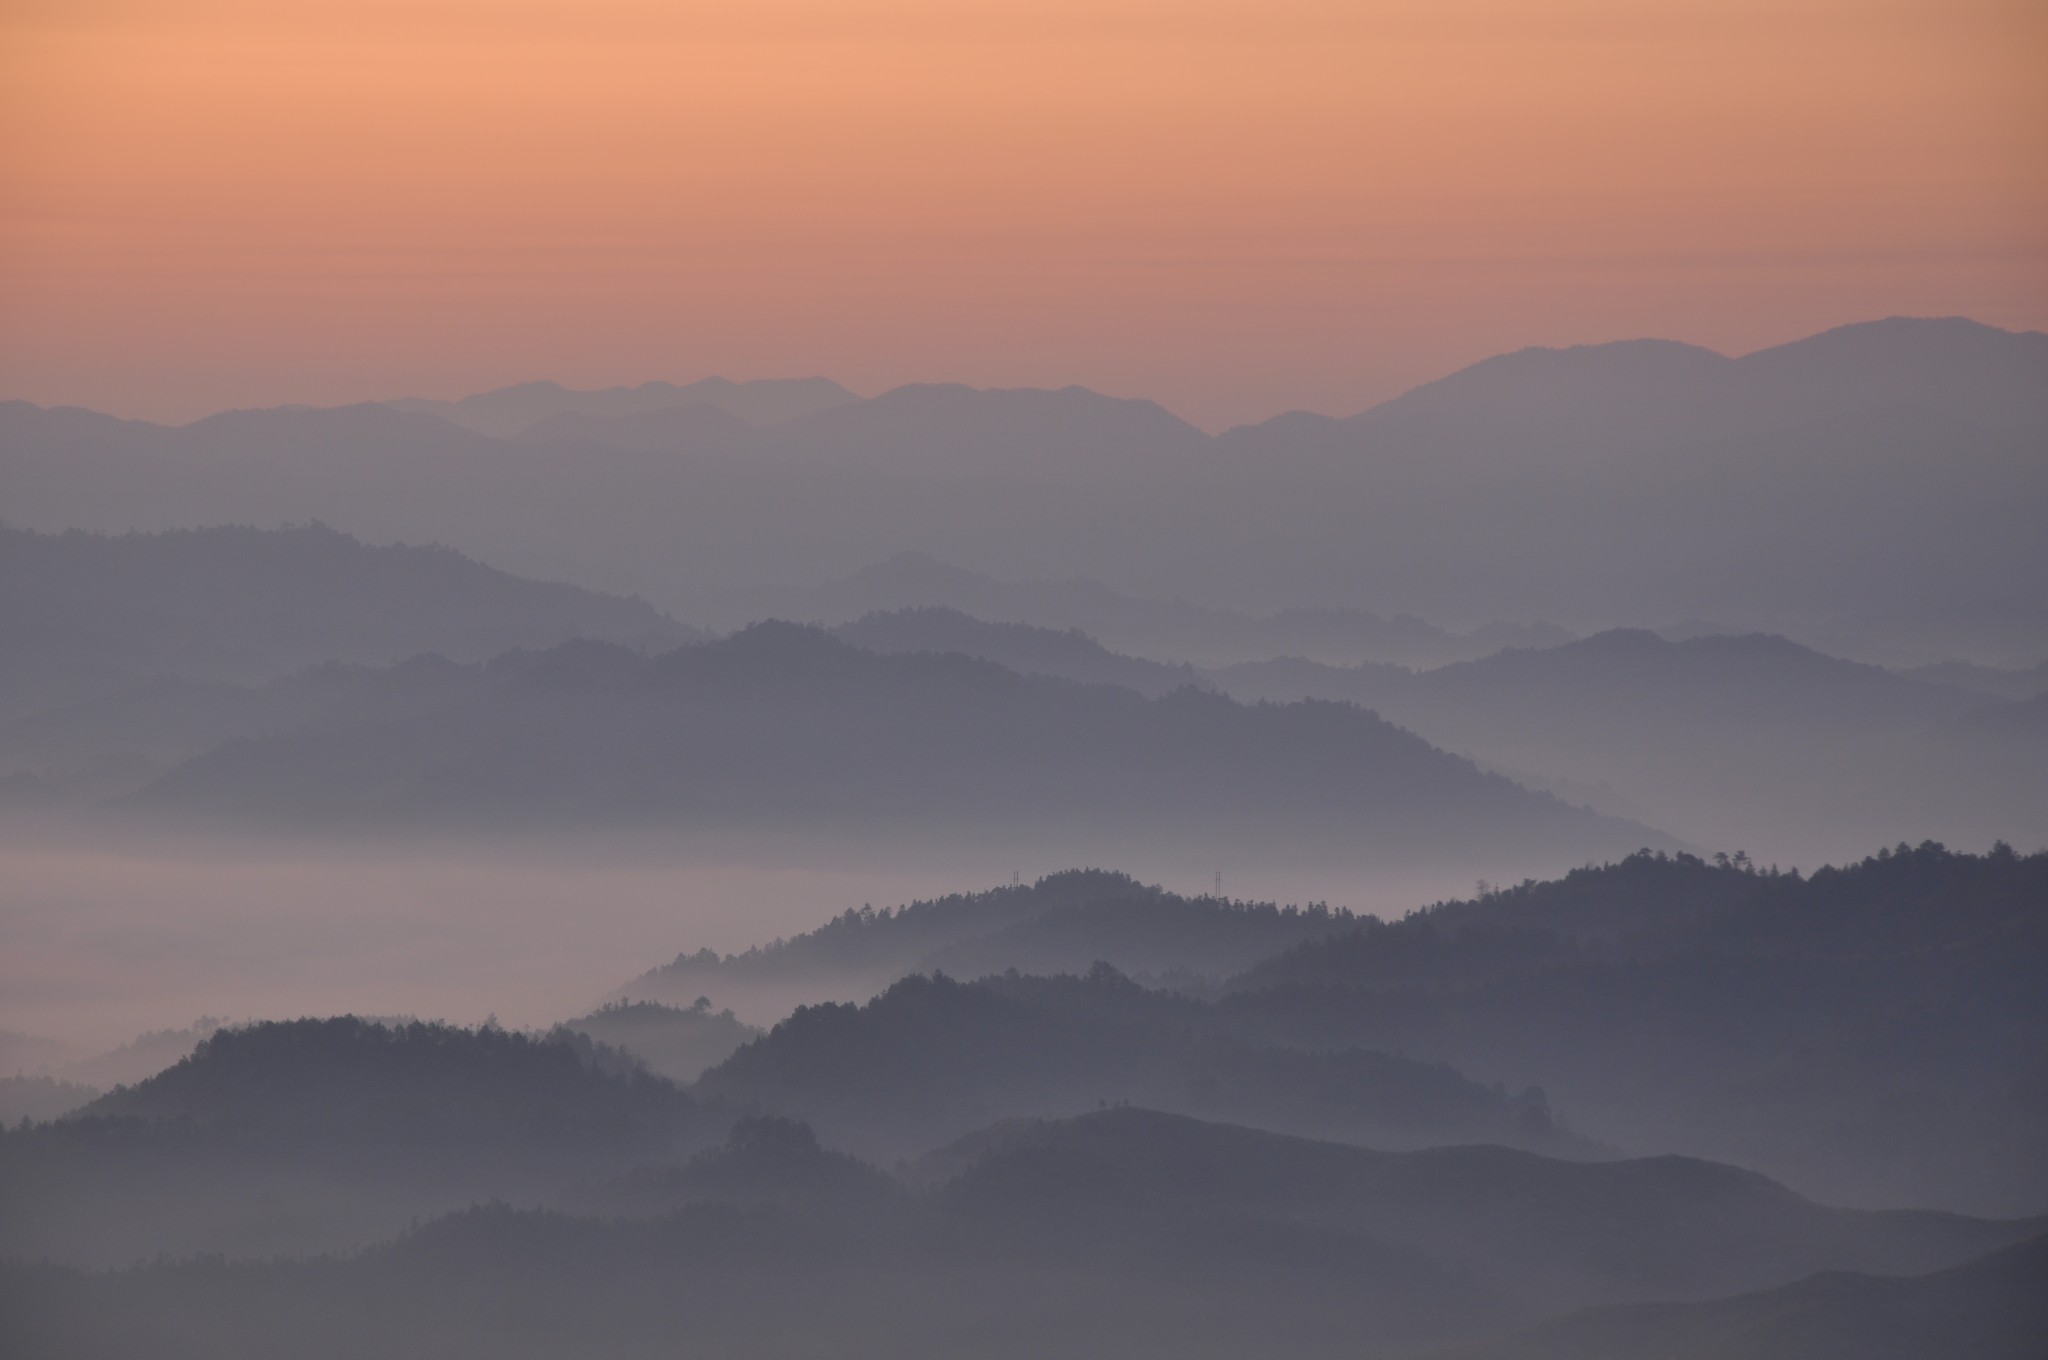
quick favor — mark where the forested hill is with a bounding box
[1230,842,2047,990]
[79,1016,697,1148]
[690,965,1593,1162]
[631,869,1358,1003]
[1218,842,2048,1215]
[1,1017,719,1266]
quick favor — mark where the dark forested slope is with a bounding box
[0,1018,716,1265]
[631,869,1358,1007]
[1221,843,2048,1214]
[693,966,1590,1162]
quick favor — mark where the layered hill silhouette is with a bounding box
[0,1075,99,1125]
[762,381,1213,481]
[631,869,1358,1008]
[834,606,1208,696]
[916,1109,2035,1308]
[798,552,1569,667]
[46,1018,227,1091]
[580,1113,904,1218]
[1220,842,2048,1215]
[1215,627,1974,733]
[1897,657,2048,702]
[556,999,762,1084]
[76,1017,689,1141]
[386,375,859,436]
[6,317,2039,659]
[655,606,2039,857]
[4,1108,2037,1360]
[0,1017,718,1265]
[1211,628,2040,856]
[0,522,695,724]
[1439,1232,2048,1360]
[116,624,1654,865]
[693,965,1595,1162]
[6,851,2042,1351]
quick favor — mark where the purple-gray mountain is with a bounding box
[5,317,2041,663]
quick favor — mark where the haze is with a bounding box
[3,4,2046,1358]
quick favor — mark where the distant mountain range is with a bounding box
[6,317,2041,661]
[833,606,1211,695]
[797,554,1569,668]
[386,375,859,437]
[780,607,2045,857]
[3,516,2033,856]
[1207,628,2045,858]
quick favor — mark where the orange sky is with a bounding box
[3,0,2043,428]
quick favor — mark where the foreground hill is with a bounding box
[1439,1232,2048,1360]
[120,624,1654,865]
[0,1018,717,1265]
[921,1109,2037,1310]
[3,1109,2036,1360]
[630,869,1358,1011]
[1222,842,2048,1215]
[0,522,695,723]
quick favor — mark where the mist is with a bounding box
[5,332,2046,1357]
[0,825,1509,1057]
[5,2,2048,1353]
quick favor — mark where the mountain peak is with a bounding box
[1353,337,1735,428]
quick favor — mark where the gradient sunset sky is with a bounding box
[4,0,2043,428]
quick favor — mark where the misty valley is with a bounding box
[2,318,2045,1357]
[4,851,2045,1358]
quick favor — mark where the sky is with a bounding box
[3,0,2043,430]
